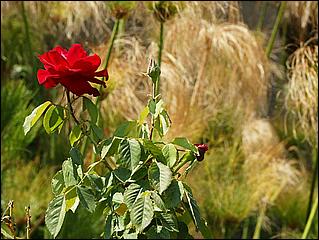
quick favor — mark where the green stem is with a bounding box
[256,2,268,32]
[81,19,120,157]
[253,205,266,239]
[265,1,286,58]
[66,91,80,125]
[21,2,33,64]
[302,194,318,239]
[242,218,250,239]
[156,21,164,96]
[305,148,318,224]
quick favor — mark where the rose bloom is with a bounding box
[37,44,108,96]
[194,143,208,161]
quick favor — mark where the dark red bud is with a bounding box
[194,144,208,162]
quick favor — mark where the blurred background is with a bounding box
[1,1,318,239]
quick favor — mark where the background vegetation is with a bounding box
[1,1,318,239]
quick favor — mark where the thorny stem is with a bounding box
[66,90,80,125]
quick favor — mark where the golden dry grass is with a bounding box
[284,38,318,145]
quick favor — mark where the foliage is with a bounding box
[23,60,209,239]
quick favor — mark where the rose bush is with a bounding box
[37,44,108,96]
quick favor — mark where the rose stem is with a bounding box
[66,90,80,125]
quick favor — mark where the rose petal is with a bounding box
[37,69,59,86]
[60,77,100,96]
[67,44,88,66]
[38,50,68,70]
[71,54,101,73]
[95,69,108,79]
[88,77,106,88]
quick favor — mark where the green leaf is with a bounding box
[131,191,154,232]
[160,212,179,232]
[159,110,170,136]
[172,137,198,153]
[113,167,131,183]
[148,99,156,115]
[69,147,83,165]
[183,183,202,231]
[62,159,78,187]
[65,188,79,213]
[91,123,104,140]
[51,170,65,196]
[43,105,64,134]
[162,144,178,168]
[139,123,150,139]
[76,186,96,213]
[101,137,121,159]
[45,195,66,238]
[83,97,98,124]
[104,214,113,239]
[23,101,51,135]
[163,180,184,208]
[118,139,141,171]
[124,183,144,209]
[114,120,137,137]
[138,106,149,124]
[143,139,164,161]
[151,191,166,212]
[148,161,172,194]
[146,225,170,239]
[69,125,82,147]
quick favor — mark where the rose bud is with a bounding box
[194,144,208,162]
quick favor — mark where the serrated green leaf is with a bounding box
[43,105,64,134]
[151,191,166,212]
[45,195,66,238]
[65,188,79,213]
[124,183,143,209]
[146,225,170,239]
[69,147,83,165]
[163,180,184,208]
[23,101,51,135]
[143,139,165,161]
[113,167,131,183]
[83,97,98,124]
[104,214,113,239]
[148,99,156,115]
[160,212,179,232]
[172,137,198,153]
[76,186,96,213]
[162,144,178,168]
[118,139,141,171]
[62,159,78,187]
[138,106,149,124]
[101,137,121,159]
[91,123,104,140]
[51,170,65,196]
[159,110,170,135]
[131,191,154,232]
[148,161,172,194]
[69,125,82,147]
[183,183,201,230]
[114,120,137,137]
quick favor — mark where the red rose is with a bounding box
[37,44,108,96]
[194,143,208,161]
